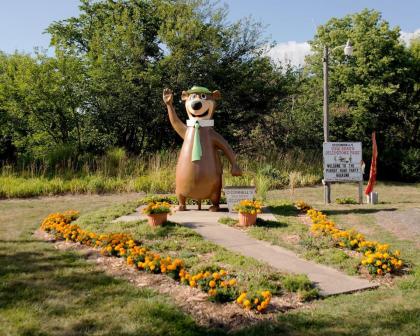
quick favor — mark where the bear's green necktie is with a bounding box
[192,121,202,161]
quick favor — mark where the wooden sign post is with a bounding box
[323,142,364,204]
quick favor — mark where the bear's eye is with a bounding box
[200,94,207,100]
[189,94,196,100]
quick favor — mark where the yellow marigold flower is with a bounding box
[209,280,216,288]
[213,272,220,280]
[260,301,268,309]
[189,280,197,287]
[229,279,237,286]
[219,269,227,276]
[243,300,251,308]
[377,269,383,275]
[261,291,271,298]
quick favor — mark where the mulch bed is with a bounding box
[34,229,306,332]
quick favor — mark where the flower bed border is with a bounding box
[296,201,406,276]
[40,210,272,312]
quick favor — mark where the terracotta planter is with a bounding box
[238,212,257,227]
[146,213,168,227]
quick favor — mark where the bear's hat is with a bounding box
[187,86,212,95]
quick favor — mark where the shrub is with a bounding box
[400,148,420,182]
[336,197,358,204]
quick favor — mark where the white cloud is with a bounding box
[267,28,420,67]
[266,41,312,67]
[400,29,420,46]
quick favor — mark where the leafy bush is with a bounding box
[336,197,358,204]
[400,148,420,182]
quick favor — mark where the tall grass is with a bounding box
[0,148,322,198]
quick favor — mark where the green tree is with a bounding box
[47,0,289,154]
[0,51,84,163]
[304,9,419,179]
[306,10,415,146]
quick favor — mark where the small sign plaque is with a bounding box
[223,186,256,212]
[323,142,363,182]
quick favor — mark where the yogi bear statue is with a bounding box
[163,86,242,211]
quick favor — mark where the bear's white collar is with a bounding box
[186,119,214,127]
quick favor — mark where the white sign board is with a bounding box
[323,142,363,182]
[223,186,256,212]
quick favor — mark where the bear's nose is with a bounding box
[191,101,202,110]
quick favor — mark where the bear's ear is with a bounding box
[181,91,189,101]
[211,90,221,100]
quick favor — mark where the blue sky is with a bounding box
[1,0,419,63]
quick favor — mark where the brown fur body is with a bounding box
[176,127,222,201]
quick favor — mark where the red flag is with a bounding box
[365,132,378,195]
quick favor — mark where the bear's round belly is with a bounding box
[176,128,222,199]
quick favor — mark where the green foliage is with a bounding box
[336,197,358,204]
[0,4,419,182]
[281,274,319,301]
[400,148,420,182]
[0,150,321,198]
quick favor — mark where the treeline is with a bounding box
[0,0,419,181]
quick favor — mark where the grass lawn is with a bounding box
[1,184,419,335]
[0,194,223,336]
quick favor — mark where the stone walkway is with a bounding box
[115,205,377,296]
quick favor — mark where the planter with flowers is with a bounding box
[234,200,262,227]
[142,201,171,227]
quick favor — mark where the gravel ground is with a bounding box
[374,208,420,242]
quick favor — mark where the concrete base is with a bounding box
[114,204,378,296]
[367,192,379,204]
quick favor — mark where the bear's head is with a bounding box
[181,86,221,120]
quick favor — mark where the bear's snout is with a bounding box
[191,101,202,110]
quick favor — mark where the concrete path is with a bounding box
[115,205,377,296]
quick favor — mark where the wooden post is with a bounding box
[323,45,331,204]
[358,181,363,204]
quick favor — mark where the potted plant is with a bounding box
[142,201,171,227]
[234,200,262,226]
